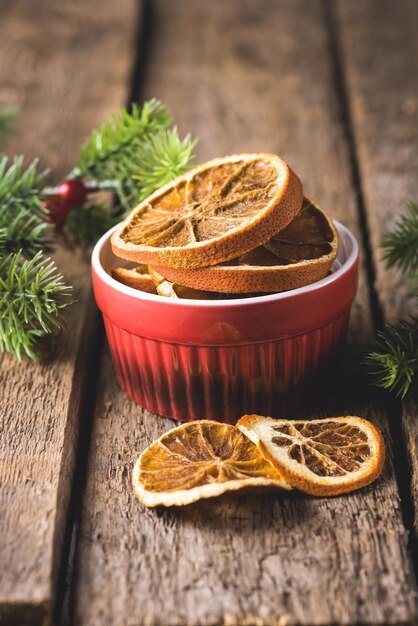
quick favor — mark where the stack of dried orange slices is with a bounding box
[132,416,385,507]
[110,153,339,298]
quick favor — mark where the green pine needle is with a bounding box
[382,201,418,274]
[364,320,418,399]
[0,156,52,257]
[129,127,197,201]
[0,250,73,360]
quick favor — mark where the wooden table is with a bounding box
[1,1,418,624]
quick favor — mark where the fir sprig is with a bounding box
[0,156,52,256]
[73,99,172,209]
[0,99,197,360]
[127,127,197,201]
[0,251,73,360]
[365,201,418,399]
[364,320,418,399]
[73,100,196,212]
[382,201,418,275]
[75,99,170,177]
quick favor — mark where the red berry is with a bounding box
[58,178,87,208]
[44,197,71,225]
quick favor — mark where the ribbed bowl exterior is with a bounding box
[92,222,358,423]
[103,311,350,422]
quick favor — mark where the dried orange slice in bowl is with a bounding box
[111,153,303,269]
[148,267,271,300]
[237,415,385,496]
[111,264,157,293]
[132,420,291,507]
[148,266,216,299]
[155,279,216,300]
[151,198,339,293]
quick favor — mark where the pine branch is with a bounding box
[0,99,197,362]
[365,201,418,399]
[72,100,196,211]
[73,99,171,205]
[382,201,418,275]
[0,250,73,360]
[124,127,197,202]
[76,99,170,175]
[0,156,53,257]
[364,319,418,399]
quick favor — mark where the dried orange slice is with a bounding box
[156,279,213,299]
[111,264,156,293]
[132,420,291,507]
[148,266,218,300]
[149,267,267,300]
[157,279,217,300]
[237,415,385,496]
[112,153,303,269]
[151,198,338,293]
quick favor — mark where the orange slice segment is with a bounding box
[151,198,338,293]
[237,415,385,496]
[111,153,303,269]
[132,420,291,507]
[111,264,157,293]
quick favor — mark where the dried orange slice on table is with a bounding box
[111,264,156,293]
[237,415,385,496]
[112,153,303,269]
[132,420,291,507]
[152,197,339,293]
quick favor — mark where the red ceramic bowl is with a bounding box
[92,222,358,422]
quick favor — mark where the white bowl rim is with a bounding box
[92,221,358,308]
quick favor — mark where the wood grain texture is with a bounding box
[335,0,418,322]
[0,0,137,623]
[336,0,418,544]
[73,1,418,624]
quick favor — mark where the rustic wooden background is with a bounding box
[0,1,418,625]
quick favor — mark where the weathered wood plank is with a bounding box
[336,0,418,548]
[0,1,137,624]
[73,1,417,624]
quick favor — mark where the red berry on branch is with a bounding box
[44,197,71,225]
[43,178,88,225]
[58,178,87,208]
